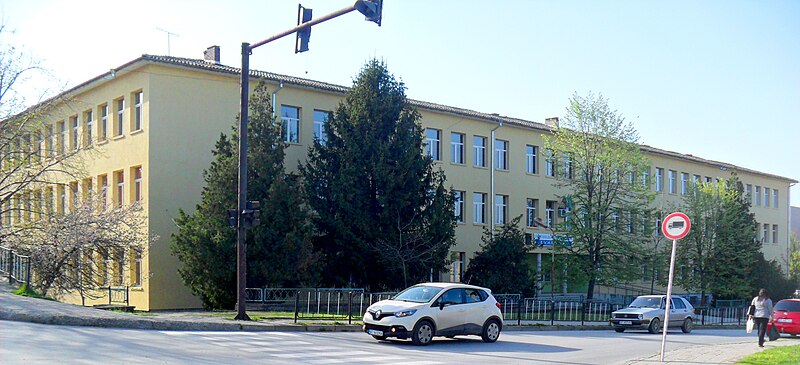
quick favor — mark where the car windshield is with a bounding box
[775,301,800,312]
[392,286,443,303]
[628,297,663,309]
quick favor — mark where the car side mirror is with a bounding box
[439,302,445,310]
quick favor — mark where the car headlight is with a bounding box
[395,309,417,317]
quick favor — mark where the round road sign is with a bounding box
[662,212,691,240]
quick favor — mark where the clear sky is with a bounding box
[2,0,798,205]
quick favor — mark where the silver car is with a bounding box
[609,295,694,334]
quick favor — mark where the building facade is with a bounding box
[4,52,795,309]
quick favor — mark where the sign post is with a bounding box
[659,212,691,362]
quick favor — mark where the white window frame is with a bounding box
[426,128,441,160]
[772,224,778,243]
[451,132,464,164]
[526,145,537,174]
[763,224,769,243]
[473,192,486,224]
[773,189,778,208]
[668,170,677,194]
[115,98,124,137]
[680,172,689,195]
[526,198,537,227]
[85,110,94,146]
[454,190,464,223]
[495,139,508,170]
[133,91,143,131]
[473,136,486,167]
[100,104,108,140]
[545,149,555,177]
[655,168,664,192]
[764,188,770,208]
[313,110,329,145]
[133,167,142,203]
[495,194,507,225]
[754,186,761,206]
[281,105,300,144]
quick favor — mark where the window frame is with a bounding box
[473,192,486,224]
[473,135,486,167]
[280,105,301,144]
[450,132,465,164]
[526,145,538,174]
[426,128,441,161]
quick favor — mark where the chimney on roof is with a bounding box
[545,117,559,128]
[204,46,220,64]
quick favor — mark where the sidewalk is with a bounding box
[1,279,795,364]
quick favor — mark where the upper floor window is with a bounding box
[133,166,142,203]
[473,136,486,167]
[453,190,464,223]
[773,189,778,208]
[526,198,538,227]
[745,184,752,202]
[70,116,79,151]
[114,170,124,207]
[133,91,143,131]
[545,149,556,177]
[313,110,329,145]
[655,168,664,192]
[98,174,108,210]
[451,132,464,164]
[114,98,124,137]
[545,200,556,228]
[763,223,769,243]
[494,194,507,225]
[763,188,770,208]
[473,192,486,224]
[754,186,761,206]
[668,170,677,194]
[425,128,441,160]
[772,225,778,243]
[99,104,108,140]
[280,105,300,143]
[495,139,508,170]
[58,121,67,154]
[562,153,572,179]
[526,145,538,174]
[84,110,94,147]
[680,172,689,195]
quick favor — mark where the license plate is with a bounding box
[619,321,632,325]
[367,329,384,336]
[777,318,792,323]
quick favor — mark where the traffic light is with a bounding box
[355,0,382,26]
[295,5,313,53]
[244,200,261,227]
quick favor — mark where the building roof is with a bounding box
[62,54,798,184]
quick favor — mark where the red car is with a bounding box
[770,299,800,337]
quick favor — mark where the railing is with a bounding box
[0,246,31,285]
[246,287,379,324]
[107,286,130,306]
[694,306,747,326]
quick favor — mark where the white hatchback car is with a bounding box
[362,282,503,345]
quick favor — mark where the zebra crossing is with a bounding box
[159,331,445,364]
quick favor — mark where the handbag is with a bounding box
[747,305,755,316]
[768,323,779,341]
[745,318,754,333]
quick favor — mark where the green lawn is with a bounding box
[737,344,800,365]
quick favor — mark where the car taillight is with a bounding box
[496,302,502,311]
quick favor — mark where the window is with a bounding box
[745,184,752,202]
[115,98,124,137]
[494,194,507,224]
[280,105,300,143]
[70,116,79,151]
[680,173,689,195]
[313,110,329,145]
[425,128,441,160]
[114,170,124,207]
[668,170,677,194]
[495,139,508,170]
[612,209,620,231]
[545,201,556,228]
[98,175,108,210]
[133,166,142,203]
[626,210,634,233]
[131,251,142,287]
[655,168,664,192]
[704,176,712,183]
[450,252,465,283]
[526,145,538,174]
[451,132,464,164]
[84,110,93,147]
[754,186,761,206]
[82,178,93,203]
[693,174,701,188]
[453,190,464,223]
[44,125,53,158]
[763,224,769,243]
[473,136,486,167]
[545,149,556,177]
[69,181,78,211]
[562,153,572,179]
[755,223,761,242]
[763,188,770,208]
[57,185,65,214]
[115,248,125,285]
[473,192,486,224]
[133,91,143,131]
[526,198,538,227]
[58,121,67,154]
[99,104,108,140]
[641,168,649,188]
[773,190,778,208]
[772,225,778,244]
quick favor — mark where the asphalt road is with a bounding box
[0,320,766,365]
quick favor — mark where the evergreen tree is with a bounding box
[301,60,456,290]
[465,216,535,295]
[171,82,319,309]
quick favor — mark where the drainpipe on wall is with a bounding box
[490,118,503,237]
[788,182,795,275]
[271,81,284,119]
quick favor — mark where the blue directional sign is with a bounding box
[534,233,573,247]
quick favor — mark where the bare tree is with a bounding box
[2,193,156,299]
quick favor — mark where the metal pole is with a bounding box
[660,239,678,362]
[235,42,251,321]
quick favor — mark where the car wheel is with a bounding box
[614,328,625,333]
[481,319,501,343]
[412,320,434,346]
[681,318,693,333]
[371,335,387,341]
[648,318,661,334]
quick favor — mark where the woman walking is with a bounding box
[749,288,773,347]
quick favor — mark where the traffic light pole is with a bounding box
[234,0,382,321]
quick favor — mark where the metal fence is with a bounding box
[0,246,31,285]
[107,286,130,306]
[246,287,393,323]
